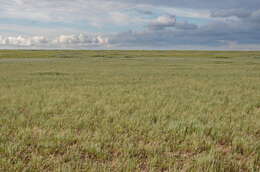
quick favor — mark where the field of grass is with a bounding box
[0,50,260,171]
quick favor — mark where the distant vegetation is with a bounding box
[0,50,260,171]
[1,50,260,59]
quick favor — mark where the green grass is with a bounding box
[0,50,260,59]
[0,50,260,171]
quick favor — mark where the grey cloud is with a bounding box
[211,9,252,18]
[210,9,260,28]
[111,0,260,10]
[134,9,154,15]
[109,18,260,49]
[148,15,176,30]
[8,0,260,11]
[175,22,198,30]
[148,15,198,30]
[251,10,260,22]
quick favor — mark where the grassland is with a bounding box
[0,50,260,171]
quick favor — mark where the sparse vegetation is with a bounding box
[0,50,260,171]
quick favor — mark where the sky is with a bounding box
[0,0,260,50]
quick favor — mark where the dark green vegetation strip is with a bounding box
[0,51,260,171]
[1,50,260,59]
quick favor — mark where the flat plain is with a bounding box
[0,50,260,171]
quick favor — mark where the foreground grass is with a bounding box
[0,51,260,171]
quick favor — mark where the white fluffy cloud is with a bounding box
[53,34,108,45]
[0,35,47,46]
[0,34,109,48]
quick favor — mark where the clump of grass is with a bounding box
[55,54,73,58]
[32,72,68,76]
[121,55,135,59]
[214,56,230,59]
[213,61,233,64]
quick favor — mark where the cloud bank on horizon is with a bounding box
[1,0,260,50]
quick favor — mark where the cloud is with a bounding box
[210,9,260,29]
[107,16,260,49]
[53,34,108,45]
[134,9,154,15]
[148,15,176,30]
[148,15,198,30]
[0,0,136,24]
[0,34,109,48]
[113,0,260,10]
[175,22,198,30]
[0,35,48,46]
[211,9,252,18]
[251,10,260,22]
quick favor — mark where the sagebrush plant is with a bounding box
[0,50,260,171]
